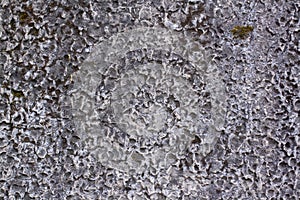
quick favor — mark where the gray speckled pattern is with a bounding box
[70,27,226,173]
[0,0,299,199]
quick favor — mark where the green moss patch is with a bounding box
[12,89,24,98]
[231,25,254,39]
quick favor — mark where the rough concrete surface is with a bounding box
[0,0,299,199]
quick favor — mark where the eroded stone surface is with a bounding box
[0,0,299,199]
[70,28,226,172]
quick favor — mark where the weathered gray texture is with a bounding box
[0,0,299,199]
[70,27,226,173]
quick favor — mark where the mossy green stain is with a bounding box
[11,90,24,98]
[231,25,254,39]
[19,12,31,24]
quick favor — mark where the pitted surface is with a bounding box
[0,0,299,199]
[70,28,226,172]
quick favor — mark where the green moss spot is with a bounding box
[231,25,254,39]
[12,90,24,98]
[19,12,31,24]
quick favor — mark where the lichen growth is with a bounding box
[231,25,254,39]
